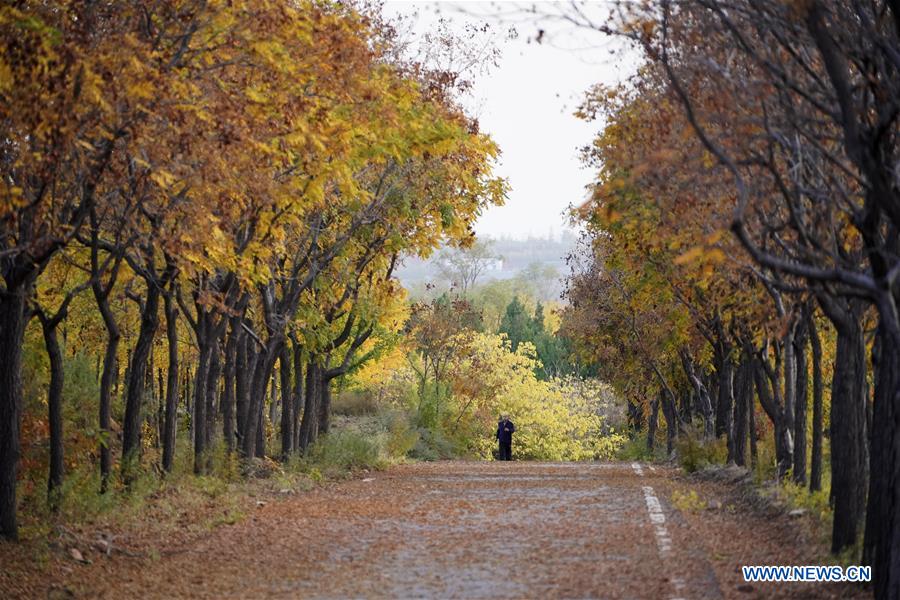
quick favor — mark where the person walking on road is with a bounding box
[496,414,516,461]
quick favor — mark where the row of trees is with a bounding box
[0,1,504,541]
[558,1,900,597]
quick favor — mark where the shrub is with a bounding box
[332,390,380,416]
[308,430,386,472]
[676,428,727,473]
[379,410,419,458]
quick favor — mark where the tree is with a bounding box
[435,239,499,296]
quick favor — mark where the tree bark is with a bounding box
[192,316,212,474]
[241,341,279,459]
[38,314,64,508]
[235,330,251,447]
[646,394,659,452]
[222,318,240,454]
[792,314,809,486]
[280,345,293,460]
[732,356,751,467]
[659,389,678,455]
[864,308,900,599]
[819,295,868,554]
[122,282,163,483]
[318,371,333,436]
[205,337,222,461]
[162,292,179,473]
[808,310,824,492]
[292,341,303,453]
[298,360,320,453]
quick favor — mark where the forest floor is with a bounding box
[1,461,869,599]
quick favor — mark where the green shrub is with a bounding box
[379,410,419,458]
[617,435,664,462]
[332,390,380,416]
[409,426,456,461]
[308,430,386,472]
[676,429,727,473]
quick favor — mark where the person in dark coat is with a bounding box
[496,414,515,461]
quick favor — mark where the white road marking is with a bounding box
[640,482,687,599]
[642,485,673,555]
[633,461,689,598]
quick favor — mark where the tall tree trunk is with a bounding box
[719,357,736,461]
[292,341,303,453]
[235,332,251,447]
[819,296,868,554]
[808,311,824,492]
[205,338,222,462]
[241,342,279,459]
[659,389,677,455]
[318,367,334,436]
[162,292,179,473]
[255,392,266,458]
[0,270,36,539]
[97,320,119,493]
[39,315,64,508]
[646,394,659,452]
[792,315,809,486]
[782,327,797,478]
[864,309,900,599]
[122,283,163,483]
[732,357,751,467]
[268,371,278,430]
[192,317,212,474]
[222,319,240,454]
[280,345,293,460]
[681,351,714,438]
[752,350,791,478]
[748,383,758,469]
[298,361,320,453]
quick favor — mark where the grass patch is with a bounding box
[675,429,727,473]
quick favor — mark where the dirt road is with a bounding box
[6,461,869,599]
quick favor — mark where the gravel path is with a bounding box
[8,461,872,599]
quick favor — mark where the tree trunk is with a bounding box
[292,341,303,453]
[318,372,333,436]
[255,392,267,458]
[241,341,279,459]
[162,293,179,473]
[298,361,320,453]
[0,274,33,539]
[792,316,809,486]
[819,296,868,554]
[752,352,792,478]
[864,309,900,599]
[808,311,824,492]
[280,345,293,460]
[681,351,714,438]
[235,331,251,447]
[205,338,222,461]
[222,319,240,454]
[122,283,163,483]
[39,315,64,508]
[748,384,758,469]
[268,371,278,431]
[192,319,212,474]
[646,395,659,452]
[718,357,735,461]
[659,389,677,455]
[732,357,751,467]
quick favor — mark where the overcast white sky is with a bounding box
[383,1,639,240]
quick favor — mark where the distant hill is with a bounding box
[397,232,578,301]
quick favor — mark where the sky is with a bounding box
[382,1,639,240]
